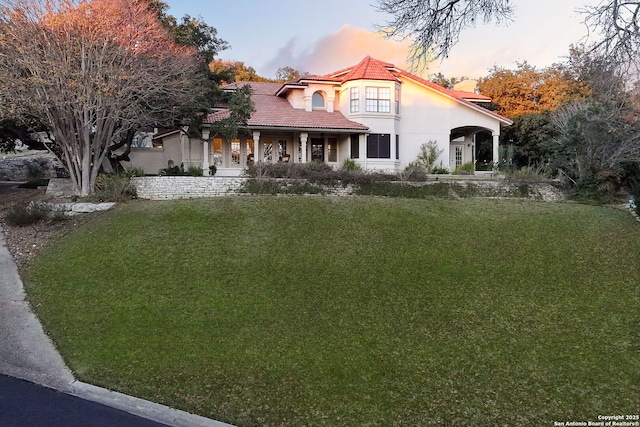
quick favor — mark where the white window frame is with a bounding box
[365,87,391,113]
[350,87,359,113]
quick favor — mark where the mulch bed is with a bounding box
[0,186,89,271]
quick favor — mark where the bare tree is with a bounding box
[581,0,640,72]
[376,0,640,73]
[550,100,640,186]
[275,66,302,82]
[548,52,640,188]
[0,0,201,195]
[375,0,514,66]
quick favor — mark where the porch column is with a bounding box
[202,129,210,176]
[361,134,367,169]
[300,132,308,163]
[271,141,277,164]
[240,136,247,168]
[253,131,261,163]
[492,133,500,172]
[180,127,189,168]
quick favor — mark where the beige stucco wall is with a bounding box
[396,78,501,170]
[122,131,212,175]
[338,77,504,171]
[285,89,306,110]
[123,148,166,175]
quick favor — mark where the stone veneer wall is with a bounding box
[132,176,565,202]
[132,176,247,200]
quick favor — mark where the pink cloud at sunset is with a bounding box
[264,25,414,77]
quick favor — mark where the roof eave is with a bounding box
[246,125,369,133]
[151,129,181,140]
[275,83,305,97]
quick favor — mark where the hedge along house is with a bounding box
[125,56,511,176]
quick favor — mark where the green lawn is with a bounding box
[25,197,640,427]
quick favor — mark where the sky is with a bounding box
[164,0,594,80]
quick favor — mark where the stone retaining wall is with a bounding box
[131,176,246,200]
[131,176,565,202]
[444,180,565,202]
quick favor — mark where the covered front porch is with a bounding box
[449,126,500,172]
[200,128,366,176]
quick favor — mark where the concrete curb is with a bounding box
[0,225,236,427]
[70,381,236,427]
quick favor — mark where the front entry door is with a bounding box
[311,138,324,162]
[451,145,464,168]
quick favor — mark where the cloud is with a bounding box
[260,24,507,79]
[263,25,413,77]
[260,18,579,80]
[264,38,300,74]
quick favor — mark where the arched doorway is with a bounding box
[475,131,493,171]
[450,126,496,172]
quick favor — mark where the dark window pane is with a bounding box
[350,134,359,159]
[366,134,391,159]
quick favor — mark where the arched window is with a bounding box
[312,92,325,108]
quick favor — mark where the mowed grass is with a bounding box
[25,197,640,427]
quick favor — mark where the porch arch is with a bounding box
[449,126,499,172]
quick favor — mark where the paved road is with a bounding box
[0,374,173,427]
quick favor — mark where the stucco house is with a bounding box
[124,56,512,176]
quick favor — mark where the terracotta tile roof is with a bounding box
[206,110,230,121]
[206,57,511,130]
[223,81,282,95]
[206,82,368,132]
[212,100,229,109]
[313,56,510,124]
[332,56,399,82]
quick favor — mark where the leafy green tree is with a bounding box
[163,15,228,63]
[209,59,272,85]
[0,118,47,153]
[501,112,557,168]
[210,84,256,142]
[144,0,228,62]
[406,141,444,173]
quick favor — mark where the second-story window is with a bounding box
[365,87,390,113]
[312,92,325,108]
[350,87,359,113]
